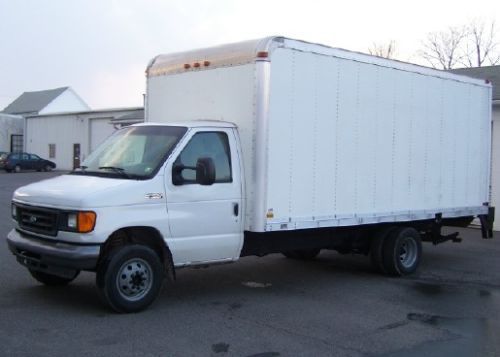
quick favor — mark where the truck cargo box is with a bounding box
[146,36,492,233]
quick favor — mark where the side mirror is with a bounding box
[172,163,185,185]
[196,157,216,185]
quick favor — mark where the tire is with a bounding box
[370,226,398,274]
[45,165,52,172]
[96,245,165,313]
[14,165,21,173]
[5,169,11,173]
[29,269,80,286]
[283,248,321,260]
[382,227,422,276]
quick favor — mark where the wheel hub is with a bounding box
[116,258,153,302]
[399,237,418,269]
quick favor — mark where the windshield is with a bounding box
[73,125,187,179]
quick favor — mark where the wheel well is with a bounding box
[99,226,175,280]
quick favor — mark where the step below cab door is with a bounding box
[165,128,243,265]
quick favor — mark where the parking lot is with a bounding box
[0,171,499,356]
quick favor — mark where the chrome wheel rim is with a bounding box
[116,258,153,302]
[399,237,418,269]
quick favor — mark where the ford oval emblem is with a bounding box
[29,216,37,223]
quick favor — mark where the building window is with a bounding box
[10,135,23,152]
[49,144,56,158]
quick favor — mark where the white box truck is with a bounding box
[7,37,495,312]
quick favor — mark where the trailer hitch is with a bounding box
[431,232,462,245]
[426,213,462,245]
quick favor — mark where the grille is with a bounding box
[17,205,58,236]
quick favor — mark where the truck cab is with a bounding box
[8,121,244,312]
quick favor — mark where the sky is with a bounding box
[1,0,499,110]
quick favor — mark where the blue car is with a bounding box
[0,152,56,173]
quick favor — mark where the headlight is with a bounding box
[11,203,17,221]
[65,211,96,233]
[67,213,77,228]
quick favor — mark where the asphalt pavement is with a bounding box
[0,171,499,357]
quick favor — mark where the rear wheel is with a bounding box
[382,227,422,276]
[29,269,80,286]
[370,226,398,274]
[283,248,321,260]
[96,245,165,313]
[14,165,21,173]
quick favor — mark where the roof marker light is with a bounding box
[193,62,200,68]
[203,61,210,67]
[257,51,269,58]
[184,64,191,69]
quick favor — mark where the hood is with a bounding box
[13,174,166,209]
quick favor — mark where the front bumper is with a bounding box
[7,229,101,277]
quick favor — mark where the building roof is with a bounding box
[25,106,143,119]
[449,66,500,100]
[2,87,68,115]
[115,109,144,121]
[0,113,23,120]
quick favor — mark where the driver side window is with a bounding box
[174,132,232,184]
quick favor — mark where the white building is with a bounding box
[1,87,91,153]
[451,66,500,230]
[0,113,23,152]
[25,108,143,170]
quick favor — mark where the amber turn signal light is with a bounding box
[78,211,97,233]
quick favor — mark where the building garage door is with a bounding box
[89,118,116,153]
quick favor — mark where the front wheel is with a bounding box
[29,269,80,286]
[44,165,52,172]
[14,165,21,173]
[96,245,165,313]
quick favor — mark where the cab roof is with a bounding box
[132,120,236,129]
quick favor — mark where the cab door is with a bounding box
[165,128,243,265]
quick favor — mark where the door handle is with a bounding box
[233,203,239,217]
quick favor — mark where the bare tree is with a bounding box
[419,26,467,69]
[461,20,500,67]
[368,40,398,59]
[419,20,500,69]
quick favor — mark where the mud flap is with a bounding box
[479,207,495,239]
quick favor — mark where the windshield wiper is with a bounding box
[98,166,130,178]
